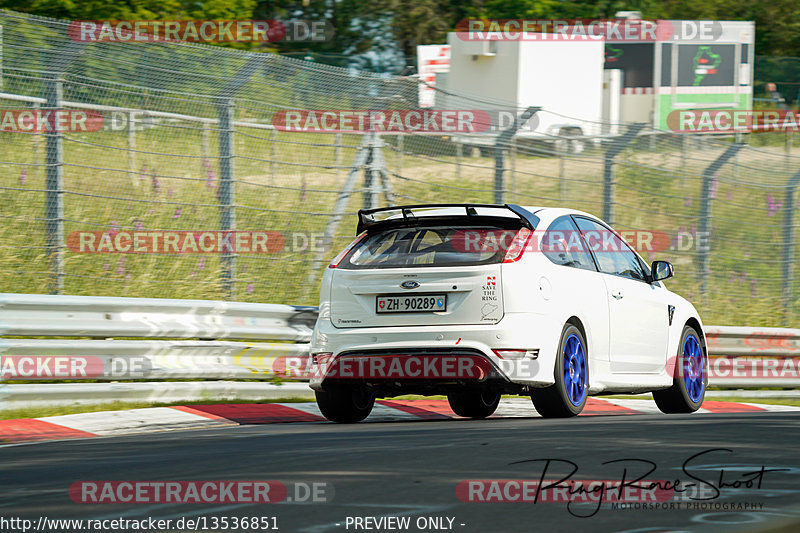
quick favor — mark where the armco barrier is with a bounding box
[0,294,799,409]
[0,293,315,382]
[0,293,317,341]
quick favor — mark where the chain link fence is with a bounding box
[1,10,799,327]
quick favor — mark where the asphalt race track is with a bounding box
[2,410,800,533]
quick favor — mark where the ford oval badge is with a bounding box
[400,280,420,289]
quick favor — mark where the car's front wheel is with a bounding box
[532,323,588,417]
[315,387,375,423]
[447,391,501,419]
[654,325,706,413]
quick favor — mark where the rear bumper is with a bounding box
[309,313,560,391]
[312,348,518,396]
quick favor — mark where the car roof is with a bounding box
[527,207,606,224]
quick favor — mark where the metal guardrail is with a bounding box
[0,294,798,410]
[0,293,317,341]
[0,293,316,385]
[706,326,800,388]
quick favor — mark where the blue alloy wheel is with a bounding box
[682,333,704,403]
[563,333,587,407]
[531,323,588,417]
[653,325,706,414]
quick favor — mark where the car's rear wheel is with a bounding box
[447,390,501,419]
[654,325,706,413]
[532,323,588,417]
[315,387,375,423]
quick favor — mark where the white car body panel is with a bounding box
[310,205,706,397]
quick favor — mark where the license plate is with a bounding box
[376,294,447,313]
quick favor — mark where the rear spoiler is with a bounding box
[356,204,540,235]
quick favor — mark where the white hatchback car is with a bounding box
[309,204,708,423]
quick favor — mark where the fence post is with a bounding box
[782,169,800,326]
[335,133,342,180]
[44,77,64,294]
[270,128,277,183]
[681,134,689,187]
[218,98,236,298]
[216,54,265,299]
[510,138,517,197]
[456,141,462,181]
[363,133,378,210]
[41,39,89,294]
[602,122,645,225]
[127,111,137,187]
[32,102,41,178]
[698,142,744,296]
[558,141,566,201]
[397,134,404,176]
[202,122,210,161]
[494,106,540,204]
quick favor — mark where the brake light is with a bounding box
[312,352,334,365]
[492,349,539,360]
[502,228,533,263]
[328,233,367,268]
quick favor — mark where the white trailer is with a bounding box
[425,20,754,138]
[436,33,605,141]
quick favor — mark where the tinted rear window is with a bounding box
[342,226,516,269]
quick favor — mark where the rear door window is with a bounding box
[573,217,649,282]
[541,216,597,271]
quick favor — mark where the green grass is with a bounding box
[1,101,798,324]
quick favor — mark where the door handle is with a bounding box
[611,289,624,300]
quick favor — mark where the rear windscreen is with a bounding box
[341,226,517,269]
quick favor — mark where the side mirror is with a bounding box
[651,260,674,282]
